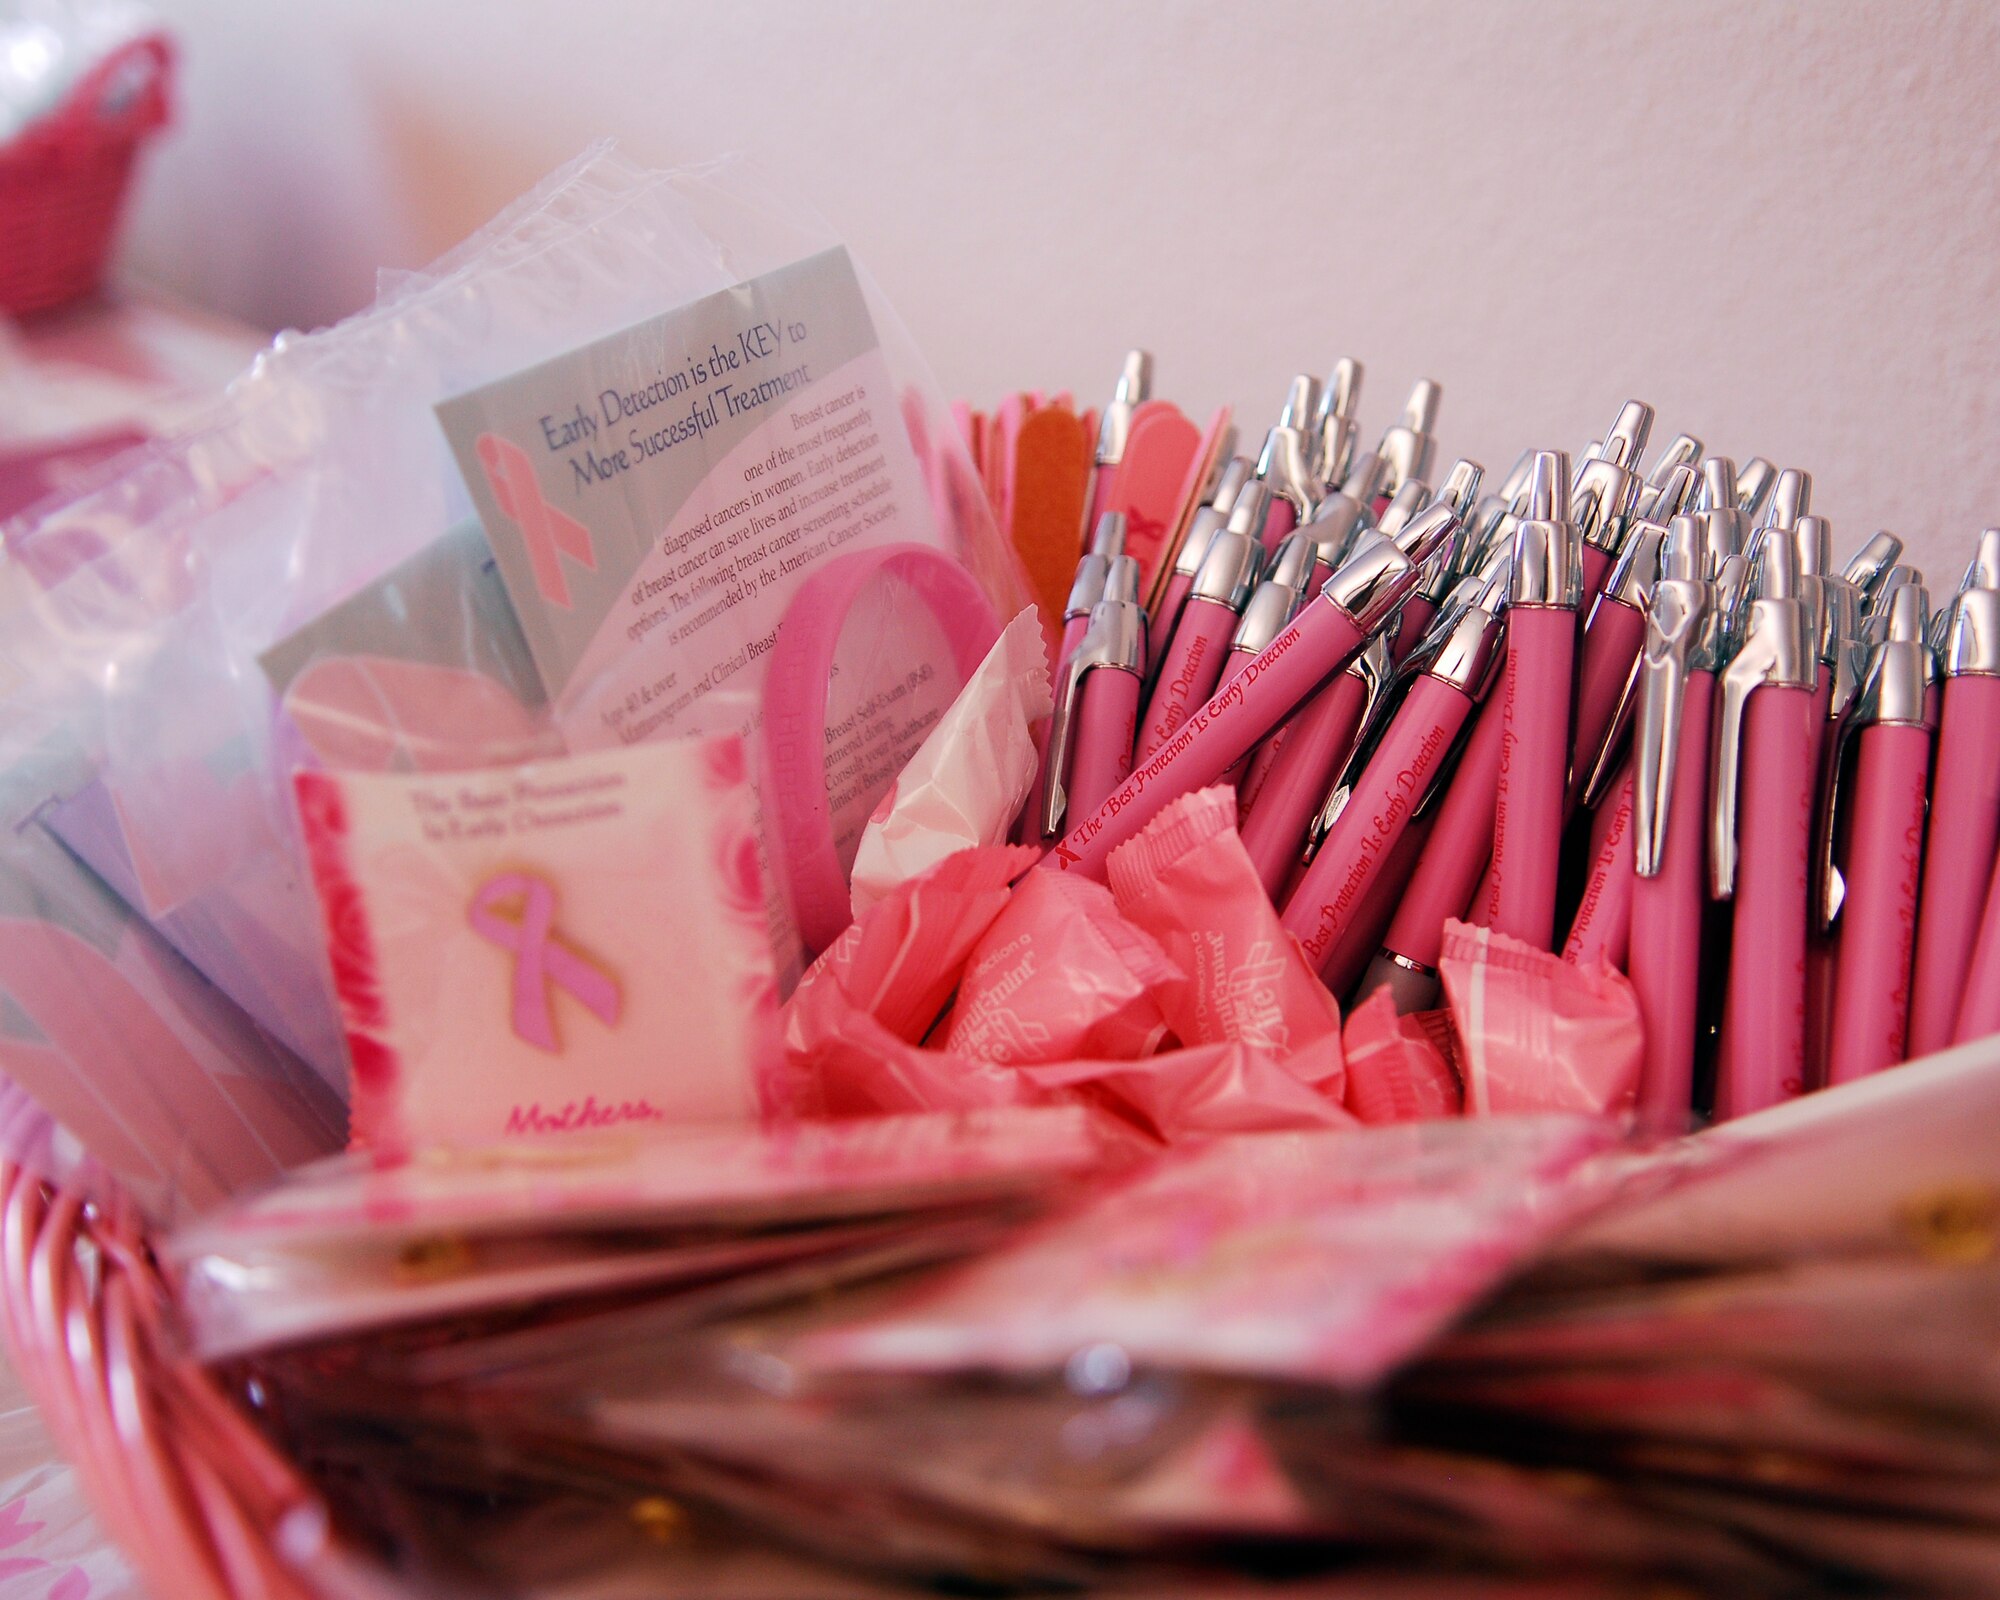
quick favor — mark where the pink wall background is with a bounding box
[126,0,2000,581]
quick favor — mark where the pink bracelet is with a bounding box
[762,543,1001,954]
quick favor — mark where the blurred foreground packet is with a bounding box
[796,1116,1625,1388]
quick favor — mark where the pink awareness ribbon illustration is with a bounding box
[476,432,599,609]
[467,873,622,1053]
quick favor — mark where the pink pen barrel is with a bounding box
[1562,765,1635,971]
[1262,497,1299,550]
[1044,597,1369,879]
[1378,687,1508,978]
[1389,594,1438,666]
[1826,723,1929,1080]
[1908,674,2000,1056]
[1568,597,1647,807]
[1579,542,1615,615]
[1281,675,1477,971]
[1491,607,1576,949]
[1136,597,1236,762]
[1238,671,1372,894]
[1150,571,1197,674]
[1066,669,1141,824]
[1955,849,2000,1046]
[1320,812,1435,1000]
[1053,613,1092,686]
[1716,684,1818,1120]
[1630,672,1714,1125]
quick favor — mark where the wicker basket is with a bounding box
[0,35,173,318]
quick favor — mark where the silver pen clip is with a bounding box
[1578,517,1670,808]
[1257,425,1322,527]
[1633,433,1703,522]
[1319,501,1463,635]
[1693,457,1751,573]
[1278,374,1322,436]
[1306,632,1399,851]
[1710,535,1815,899]
[1300,450,1385,576]
[1041,555,1147,836]
[1571,401,1652,560]
[1735,457,1778,520]
[1375,379,1442,500]
[1228,533,1317,660]
[1064,511,1125,624]
[1312,358,1364,492]
[1633,517,1710,878]
[1374,479,1432,540]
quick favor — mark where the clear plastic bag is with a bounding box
[0,144,1024,1146]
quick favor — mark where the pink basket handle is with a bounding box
[32,32,173,150]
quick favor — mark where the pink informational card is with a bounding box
[294,735,780,1150]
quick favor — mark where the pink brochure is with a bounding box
[294,736,779,1150]
[799,1116,1622,1387]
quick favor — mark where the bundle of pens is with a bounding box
[962,352,2000,1124]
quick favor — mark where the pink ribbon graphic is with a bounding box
[476,432,598,609]
[467,873,622,1053]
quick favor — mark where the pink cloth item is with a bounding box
[1341,988,1464,1123]
[1438,919,1642,1116]
[943,870,1175,1064]
[1106,787,1343,1086]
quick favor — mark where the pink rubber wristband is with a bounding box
[762,543,1002,954]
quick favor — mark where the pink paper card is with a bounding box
[294,736,779,1150]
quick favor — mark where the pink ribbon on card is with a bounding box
[476,432,598,609]
[467,873,622,1053]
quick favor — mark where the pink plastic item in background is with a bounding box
[1830,723,1931,1079]
[1341,989,1463,1122]
[1438,919,1642,1115]
[1490,606,1575,950]
[944,871,1174,1064]
[1106,788,1342,1069]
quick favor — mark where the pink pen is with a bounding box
[1023,513,1127,842]
[1628,518,1717,1123]
[1563,761,1635,971]
[1256,419,1318,548]
[1282,566,1506,972]
[1490,450,1580,950]
[1136,525,1258,761]
[1040,555,1147,836]
[1319,809,1436,1000]
[1911,530,2000,1054]
[1712,533,1819,1120]
[1371,378,1441,513]
[1238,635,1389,891]
[1569,400,1652,610]
[1212,530,1315,786]
[1386,459,1484,663]
[1042,504,1459,879]
[1568,516,1667,809]
[1825,584,1931,1078]
[1150,456,1254,655]
[1309,357,1364,495]
[1633,432,1704,523]
[1084,350,1151,532]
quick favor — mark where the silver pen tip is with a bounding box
[1525,449,1572,525]
[1662,514,1702,583]
[1886,582,1930,643]
[1602,400,1654,468]
[1402,378,1442,433]
[1435,458,1484,517]
[1113,350,1152,408]
[1225,481,1272,537]
[1759,528,1800,600]
[1736,458,1778,518]
[1840,531,1903,591]
[1091,511,1127,560]
[1973,527,2000,591]
[1793,515,1832,577]
[1279,375,1320,434]
[1210,456,1255,516]
[1765,468,1811,531]
[1697,457,1739,513]
[1103,554,1142,605]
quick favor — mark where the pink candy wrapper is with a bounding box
[1438,919,1642,1116]
[1341,989,1465,1123]
[1107,787,1345,1092]
[944,870,1174,1063]
[849,608,1053,917]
